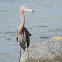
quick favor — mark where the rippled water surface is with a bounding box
[0,0,62,62]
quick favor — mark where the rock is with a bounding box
[50,36,62,40]
[20,40,62,62]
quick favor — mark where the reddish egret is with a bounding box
[16,6,34,62]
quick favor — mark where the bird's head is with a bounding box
[20,6,35,12]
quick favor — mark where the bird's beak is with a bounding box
[26,8,35,12]
[32,10,35,12]
[25,8,32,11]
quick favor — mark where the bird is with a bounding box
[16,6,34,62]
[16,6,33,50]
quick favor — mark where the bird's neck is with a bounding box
[20,11,25,27]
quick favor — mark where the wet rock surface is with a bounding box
[50,36,62,40]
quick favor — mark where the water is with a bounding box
[0,0,62,62]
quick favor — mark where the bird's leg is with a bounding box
[19,47,21,62]
[26,42,29,62]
